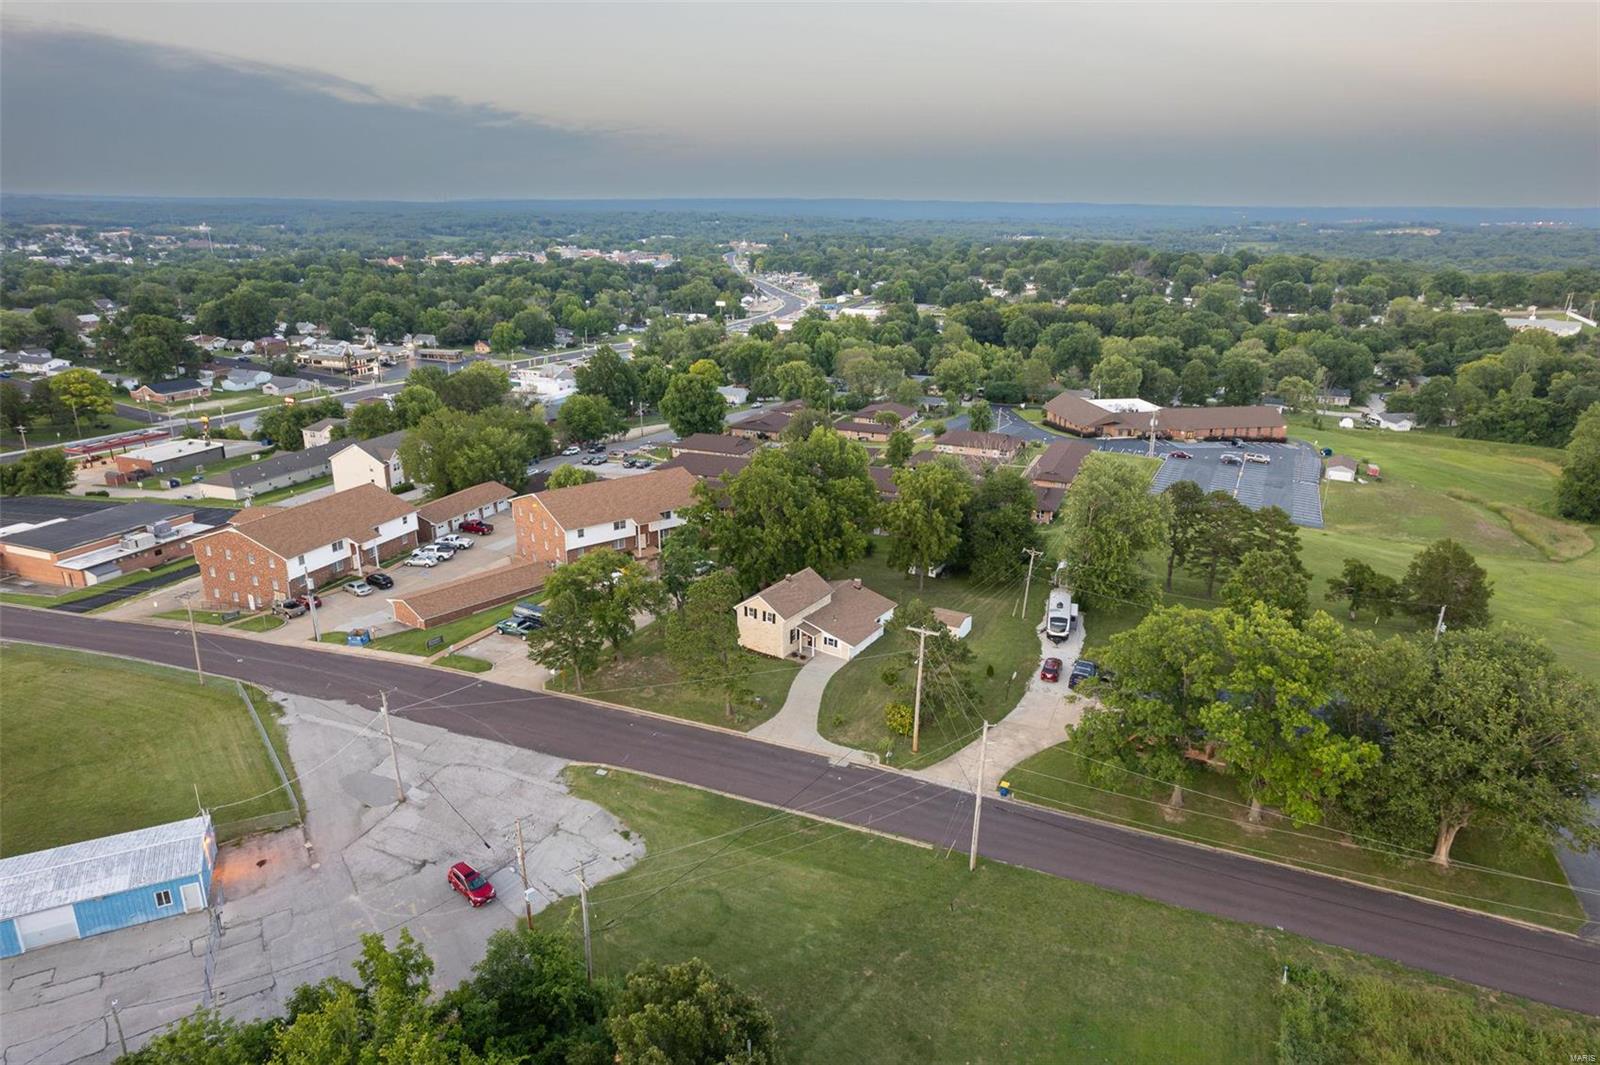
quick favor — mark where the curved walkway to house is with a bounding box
[748,654,862,762]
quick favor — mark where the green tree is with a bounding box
[1325,558,1401,622]
[556,394,622,444]
[694,428,877,592]
[1187,491,1254,596]
[1556,401,1600,521]
[0,447,73,495]
[1161,480,1207,591]
[393,384,442,428]
[885,427,914,467]
[1401,538,1492,629]
[346,401,401,439]
[0,382,29,434]
[665,570,751,719]
[1275,374,1316,413]
[660,371,727,437]
[444,926,605,1064]
[573,346,640,413]
[885,461,973,589]
[1337,629,1600,867]
[1200,605,1379,823]
[400,407,548,497]
[966,399,995,432]
[1220,548,1311,622]
[489,320,521,354]
[769,359,831,406]
[606,958,779,1065]
[49,367,114,433]
[525,549,646,691]
[437,361,512,413]
[1178,358,1212,406]
[546,464,598,489]
[658,532,713,611]
[1089,353,1142,398]
[959,468,1039,584]
[932,350,984,399]
[881,599,977,730]
[1070,606,1226,809]
[1056,453,1169,610]
[778,406,828,444]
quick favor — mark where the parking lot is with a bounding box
[1095,439,1324,528]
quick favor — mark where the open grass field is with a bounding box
[550,770,1600,1064]
[1005,745,1585,932]
[0,413,147,448]
[0,645,296,855]
[817,540,1040,767]
[550,619,802,730]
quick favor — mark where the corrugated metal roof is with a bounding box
[0,815,211,920]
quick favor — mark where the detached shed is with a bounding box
[933,607,973,640]
[1324,455,1358,483]
[0,815,215,957]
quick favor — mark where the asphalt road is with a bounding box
[2,608,1596,1014]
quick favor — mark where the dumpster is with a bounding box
[346,628,373,646]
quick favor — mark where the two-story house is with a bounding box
[190,484,417,610]
[513,467,697,568]
[735,568,896,661]
[330,430,408,492]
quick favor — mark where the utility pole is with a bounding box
[1018,547,1045,619]
[14,425,28,451]
[380,691,405,804]
[184,596,205,685]
[110,999,129,1057]
[968,721,990,872]
[1433,604,1447,643]
[575,867,594,983]
[1146,410,1159,459]
[516,818,532,930]
[907,625,938,754]
[305,582,323,641]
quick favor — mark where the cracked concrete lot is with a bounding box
[1,692,642,1064]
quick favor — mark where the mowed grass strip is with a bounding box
[1006,745,1586,932]
[0,644,295,856]
[552,769,1600,1064]
[550,620,802,731]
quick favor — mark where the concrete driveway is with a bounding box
[0,691,642,1064]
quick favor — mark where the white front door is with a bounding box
[16,906,78,951]
[180,881,205,912]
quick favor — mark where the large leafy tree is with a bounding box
[400,407,550,497]
[444,927,606,1064]
[966,398,994,432]
[1200,604,1379,824]
[958,467,1039,585]
[885,461,973,589]
[1324,558,1401,622]
[556,394,623,444]
[1161,479,1207,591]
[1556,401,1600,521]
[694,427,878,592]
[545,464,598,489]
[1056,453,1169,610]
[574,345,640,413]
[665,570,751,719]
[658,532,713,611]
[256,397,345,451]
[881,599,977,730]
[885,427,914,467]
[659,371,726,437]
[1336,629,1600,867]
[1401,538,1493,628]
[437,361,512,413]
[606,958,779,1065]
[1186,491,1255,596]
[49,368,114,432]
[0,447,73,495]
[1221,548,1311,622]
[525,549,633,691]
[1069,606,1226,809]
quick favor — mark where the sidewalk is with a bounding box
[749,654,863,762]
[914,620,1087,791]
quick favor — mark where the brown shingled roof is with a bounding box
[800,579,897,646]
[216,484,414,559]
[672,433,758,457]
[531,466,698,531]
[388,561,544,626]
[745,567,832,616]
[415,481,514,524]
[934,430,1024,455]
[1029,440,1095,486]
[658,452,751,482]
[1043,391,1118,428]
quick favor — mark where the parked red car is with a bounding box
[459,519,495,535]
[1039,657,1062,682]
[296,593,323,609]
[447,861,497,906]
[1168,450,1193,460]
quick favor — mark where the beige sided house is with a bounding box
[330,430,408,492]
[736,568,896,661]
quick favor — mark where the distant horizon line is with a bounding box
[4,192,1598,213]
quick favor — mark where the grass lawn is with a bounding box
[248,473,333,505]
[155,608,238,625]
[816,540,1041,767]
[550,619,802,730]
[0,558,196,608]
[1005,745,1586,932]
[548,769,1600,1063]
[136,447,281,490]
[233,613,285,632]
[436,652,492,673]
[0,645,297,855]
[0,414,147,449]
[368,597,541,655]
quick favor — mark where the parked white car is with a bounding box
[1243,452,1272,464]
[561,445,581,456]
[404,550,440,567]
[343,580,374,597]
[435,533,473,550]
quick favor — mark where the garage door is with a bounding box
[16,906,79,951]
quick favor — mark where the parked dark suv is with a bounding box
[365,571,395,590]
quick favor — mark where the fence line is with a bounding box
[235,681,300,823]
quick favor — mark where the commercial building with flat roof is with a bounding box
[0,500,228,588]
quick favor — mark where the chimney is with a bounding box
[852,578,862,590]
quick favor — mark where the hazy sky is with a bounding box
[3,2,1597,205]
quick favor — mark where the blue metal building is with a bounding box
[0,815,215,958]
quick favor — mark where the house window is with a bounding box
[247,552,255,565]
[204,544,212,557]
[208,567,216,578]
[613,520,627,530]
[271,579,280,591]
[761,610,776,624]
[251,576,259,587]
[743,606,757,619]
[576,529,586,539]
[227,571,235,582]
[823,637,838,648]
[231,592,240,603]
[223,548,232,561]
[789,628,800,643]
[332,540,344,551]
[297,555,306,565]
[153,890,174,908]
